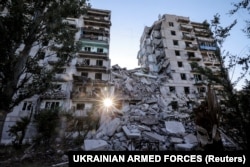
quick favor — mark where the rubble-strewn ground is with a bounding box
[0,65,244,166]
[79,65,241,151]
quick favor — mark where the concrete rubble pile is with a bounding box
[81,65,199,151]
[81,65,239,151]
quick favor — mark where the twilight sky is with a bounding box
[89,0,249,89]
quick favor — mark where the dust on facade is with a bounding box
[0,7,240,151]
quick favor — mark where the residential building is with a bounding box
[72,8,111,117]
[0,7,112,144]
[137,14,226,111]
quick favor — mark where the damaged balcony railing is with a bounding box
[41,90,68,99]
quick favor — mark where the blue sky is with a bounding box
[89,0,249,89]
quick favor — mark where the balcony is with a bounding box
[199,45,217,51]
[84,19,111,28]
[75,63,108,72]
[194,28,212,37]
[183,34,195,40]
[186,44,198,50]
[41,90,68,99]
[84,15,110,23]
[203,58,220,65]
[71,91,97,101]
[194,80,205,85]
[177,16,190,23]
[78,51,108,59]
[81,34,109,42]
[191,21,209,29]
[180,24,193,32]
[87,9,110,18]
[83,27,110,35]
[188,55,202,61]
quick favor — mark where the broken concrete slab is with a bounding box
[144,98,158,104]
[143,132,165,142]
[141,77,152,85]
[115,132,125,138]
[133,72,157,79]
[138,125,151,132]
[169,137,184,144]
[122,126,141,139]
[83,139,108,151]
[158,96,168,108]
[174,143,196,151]
[184,134,198,144]
[106,118,121,137]
[97,117,120,137]
[165,121,185,135]
[140,115,159,125]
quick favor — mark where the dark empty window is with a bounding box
[84,47,91,52]
[169,22,174,27]
[175,50,180,56]
[194,74,202,81]
[97,48,104,53]
[76,103,85,110]
[180,73,186,80]
[82,59,90,66]
[171,101,178,110]
[198,87,206,93]
[22,102,32,111]
[96,60,103,66]
[178,62,183,67]
[81,72,88,78]
[95,73,102,80]
[45,102,59,109]
[173,40,178,46]
[185,41,192,47]
[187,52,195,57]
[184,87,190,94]
[171,31,176,35]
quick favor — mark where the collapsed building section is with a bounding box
[1,9,241,151]
[80,14,239,151]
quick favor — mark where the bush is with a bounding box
[33,108,59,147]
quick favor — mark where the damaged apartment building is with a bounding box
[1,10,237,150]
[136,14,225,111]
[1,7,112,144]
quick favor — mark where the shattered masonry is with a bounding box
[0,10,240,151]
[82,14,239,151]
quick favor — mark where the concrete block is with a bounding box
[165,121,185,135]
[83,139,108,151]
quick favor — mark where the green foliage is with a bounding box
[238,80,250,149]
[34,108,59,146]
[0,0,88,111]
[8,116,30,148]
[210,13,237,47]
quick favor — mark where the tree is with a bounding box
[34,107,60,147]
[0,0,89,137]
[228,0,250,150]
[228,0,250,86]
[194,0,250,149]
